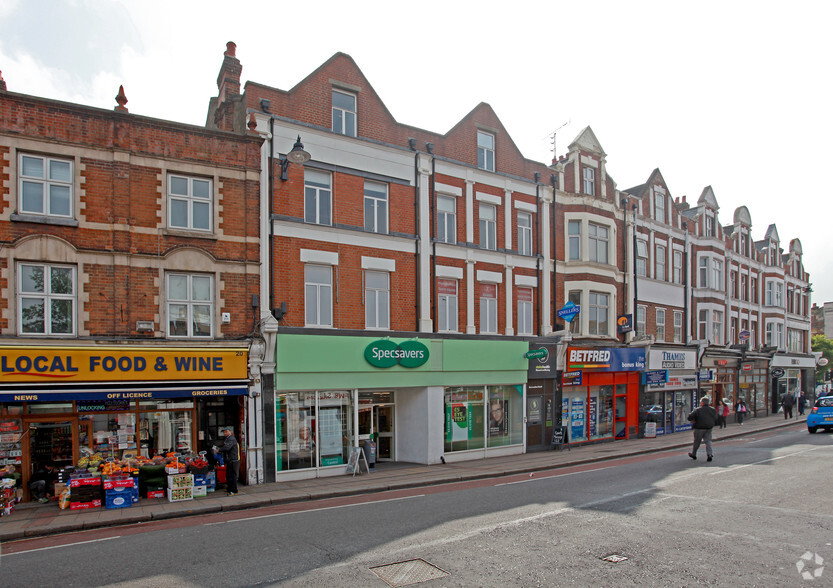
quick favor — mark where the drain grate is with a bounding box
[370,558,450,587]
[601,554,629,563]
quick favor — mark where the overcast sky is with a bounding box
[2,0,831,303]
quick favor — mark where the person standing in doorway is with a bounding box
[736,398,748,425]
[798,393,806,416]
[688,396,718,462]
[218,427,240,496]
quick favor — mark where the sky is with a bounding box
[1,0,831,303]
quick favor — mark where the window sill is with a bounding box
[161,228,218,241]
[11,213,79,228]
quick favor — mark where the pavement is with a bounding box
[0,413,808,542]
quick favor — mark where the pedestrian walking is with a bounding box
[736,398,748,425]
[716,399,730,429]
[781,393,795,420]
[688,396,718,462]
[217,427,240,496]
[798,393,806,416]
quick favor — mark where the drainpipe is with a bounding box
[429,145,437,331]
[412,142,421,330]
[632,204,639,336]
[551,174,558,326]
[535,173,542,335]
[267,114,275,314]
[621,198,629,343]
[683,222,689,343]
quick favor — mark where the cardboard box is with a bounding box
[70,499,102,510]
[103,478,135,490]
[54,482,67,497]
[105,493,133,509]
[146,489,165,499]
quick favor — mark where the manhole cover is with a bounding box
[370,558,450,587]
[601,554,629,563]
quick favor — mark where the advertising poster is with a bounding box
[318,407,343,466]
[562,397,569,427]
[570,397,585,441]
[489,399,509,436]
[589,396,597,437]
[452,403,468,443]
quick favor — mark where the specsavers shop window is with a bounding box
[444,385,523,452]
[276,391,354,472]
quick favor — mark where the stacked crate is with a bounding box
[69,474,102,510]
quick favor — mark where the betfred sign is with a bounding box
[566,347,646,372]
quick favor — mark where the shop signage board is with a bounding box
[527,344,557,378]
[364,339,429,368]
[0,385,248,403]
[524,348,548,360]
[698,369,714,382]
[617,314,633,334]
[562,370,582,386]
[739,330,751,342]
[557,302,580,323]
[642,370,668,385]
[551,426,569,449]
[771,368,786,378]
[646,374,698,391]
[648,350,697,370]
[0,346,248,384]
[566,347,646,372]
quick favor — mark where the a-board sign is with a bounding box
[551,426,568,447]
[345,446,370,476]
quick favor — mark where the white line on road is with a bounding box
[709,445,823,476]
[204,494,425,525]
[496,465,614,486]
[2,535,121,556]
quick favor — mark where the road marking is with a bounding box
[204,494,425,525]
[1,536,120,556]
[496,465,614,486]
[709,445,823,476]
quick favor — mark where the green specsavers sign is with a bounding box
[364,339,429,368]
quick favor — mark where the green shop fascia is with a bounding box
[272,334,529,474]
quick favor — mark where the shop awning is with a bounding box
[0,384,248,402]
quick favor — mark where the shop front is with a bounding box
[271,334,528,480]
[561,346,644,443]
[771,353,817,412]
[641,347,698,435]
[525,343,558,452]
[0,345,250,500]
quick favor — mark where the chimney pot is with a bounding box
[225,42,237,57]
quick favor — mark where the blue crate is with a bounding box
[105,493,133,509]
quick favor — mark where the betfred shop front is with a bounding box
[561,346,644,443]
[0,345,250,499]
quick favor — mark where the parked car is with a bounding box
[807,396,833,433]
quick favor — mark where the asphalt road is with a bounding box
[2,426,831,587]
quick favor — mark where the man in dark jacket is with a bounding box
[688,396,718,462]
[781,393,795,419]
[218,427,240,496]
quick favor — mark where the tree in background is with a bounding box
[811,335,833,383]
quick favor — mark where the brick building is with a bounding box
[0,76,265,495]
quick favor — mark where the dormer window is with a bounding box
[582,167,595,195]
[654,192,665,223]
[477,131,495,171]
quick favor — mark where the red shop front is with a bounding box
[561,346,644,443]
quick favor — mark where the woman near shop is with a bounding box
[735,398,748,425]
[716,399,729,429]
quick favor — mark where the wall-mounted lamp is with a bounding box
[279,135,311,180]
[534,172,541,184]
[425,142,434,154]
[408,138,417,151]
[272,301,288,321]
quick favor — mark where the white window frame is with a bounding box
[636,305,647,336]
[582,167,595,195]
[304,169,332,225]
[765,281,774,306]
[655,244,666,281]
[477,131,495,172]
[673,310,683,343]
[437,279,458,332]
[698,257,708,288]
[364,181,388,234]
[698,309,708,340]
[656,308,666,342]
[711,259,723,290]
[305,264,333,327]
[479,283,498,334]
[168,174,213,232]
[517,212,532,256]
[479,204,497,250]
[712,310,723,345]
[364,270,390,330]
[18,262,76,336]
[636,239,648,277]
[568,290,582,335]
[517,287,534,335]
[332,89,357,137]
[19,153,74,219]
[672,250,683,284]
[166,272,214,338]
[568,220,581,261]
[437,195,457,244]
[588,222,608,264]
[588,291,609,336]
[654,192,665,223]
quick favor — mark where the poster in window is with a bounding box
[489,399,508,436]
